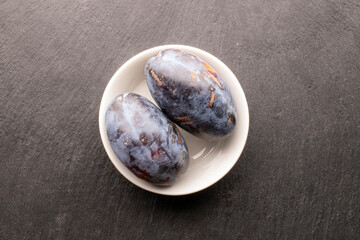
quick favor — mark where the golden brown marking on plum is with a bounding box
[150,69,163,87]
[208,91,216,108]
[174,115,190,121]
[172,134,176,143]
[154,93,160,96]
[226,110,235,124]
[191,72,197,82]
[182,120,194,125]
[198,89,202,94]
[209,73,223,89]
[202,62,217,77]
[168,126,172,135]
[202,70,223,90]
[175,116,194,125]
[174,127,183,145]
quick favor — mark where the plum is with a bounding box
[105,93,189,185]
[145,48,237,140]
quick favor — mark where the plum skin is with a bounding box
[145,48,237,140]
[105,93,189,185]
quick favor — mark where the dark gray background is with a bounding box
[1,0,359,239]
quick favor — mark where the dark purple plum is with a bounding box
[105,93,189,185]
[145,49,237,140]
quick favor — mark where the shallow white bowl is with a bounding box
[99,45,249,195]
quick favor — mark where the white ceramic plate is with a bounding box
[99,45,249,195]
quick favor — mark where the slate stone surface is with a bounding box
[1,0,359,239]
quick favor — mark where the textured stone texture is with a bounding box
[1,0,359,239]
